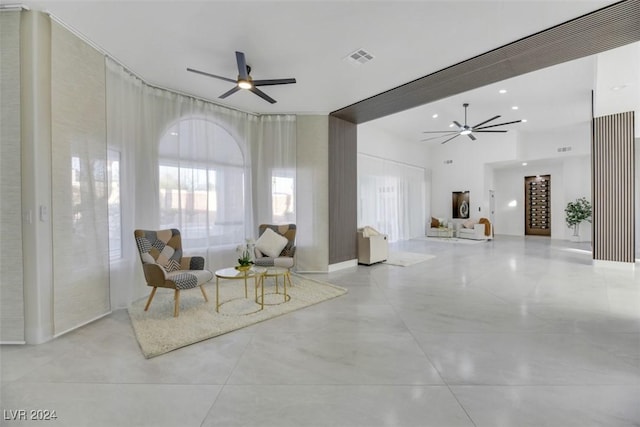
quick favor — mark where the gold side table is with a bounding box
[258,267,292,304]
[215,266,266,312]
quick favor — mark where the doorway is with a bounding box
[525,175,551,236]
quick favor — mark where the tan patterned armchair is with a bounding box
[253,224,296,269]
[134,229,212,317]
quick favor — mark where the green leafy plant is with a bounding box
[565,197,592,236]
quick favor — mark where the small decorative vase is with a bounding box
[235,265,251,272]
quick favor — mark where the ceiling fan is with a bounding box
[422,103,522,144]
[187,51,296,104]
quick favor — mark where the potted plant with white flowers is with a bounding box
[235,239,255,271]
[565,197,592,241]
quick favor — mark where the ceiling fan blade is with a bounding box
[471,115,500,129]
[421,132,458,142]
[453,121,463,129]
[219,86,241,99]
[475,130,508,133]
[441,134,461,145]
[422,130,459,133]
[249,87,277,104]
[253,78,297,86]
[475,120,522,130]
[186,68,236,83]
[468,133,477,141]
[235,51,249,80]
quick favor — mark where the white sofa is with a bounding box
[357,227,388,265]
[427,217,453,237]
[454,219,492,240]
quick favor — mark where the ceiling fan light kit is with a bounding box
[187,51,296,104]
[421,103,522,144]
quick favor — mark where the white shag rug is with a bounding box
[414,236,486,245]
[128,274,347,358]
[383,252,436,266]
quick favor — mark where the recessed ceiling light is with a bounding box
[512,106,519,110]
[449,123,454,128]
[522,162,528,166]
[610,84,628,91]
[170,131,178,136]
[432,114,438,119]
[499,89,507,94]
[522,119,528,123]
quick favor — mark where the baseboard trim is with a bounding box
[328,259,358,272]
[593,259,636,270]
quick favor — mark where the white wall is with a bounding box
[357,123,429,238]
[492,156,591,240]
[426,119,592,241]
[428,132,517,222]
[358,123,430,168]
[518,123,591,160]
[594,42,640,136]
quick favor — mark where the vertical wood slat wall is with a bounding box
[328,116,357,265]
[592,111,635,263]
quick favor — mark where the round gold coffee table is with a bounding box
[215,267,266,312]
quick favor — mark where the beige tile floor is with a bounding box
[2,236,639,426]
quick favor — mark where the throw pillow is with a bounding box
[430,217,439,228]
[281,243,294,257]
[362,226,381,237]
[463,218,476,229]
[255,228,288,258]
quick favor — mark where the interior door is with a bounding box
[525,175,551,236]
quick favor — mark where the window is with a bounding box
[158,119,245,249]
[358,154,425,242]
[272,169,295,223]
[107,149,122,260]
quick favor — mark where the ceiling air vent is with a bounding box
[557,146,573,153]
[444,160,454,165]
[345,48,375,65]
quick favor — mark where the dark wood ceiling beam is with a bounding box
[330,0,640,124]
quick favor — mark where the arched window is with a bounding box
[158,118,245,249]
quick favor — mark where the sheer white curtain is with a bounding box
[106,59,295,307]
[252,114,297,226]
[158,118,247,250]
[358,154,425,242]
[106,59,257,306]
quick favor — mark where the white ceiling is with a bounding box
[7,0,615,122]
[368,54,598,144]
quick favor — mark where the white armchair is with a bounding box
[357,227,388,265]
